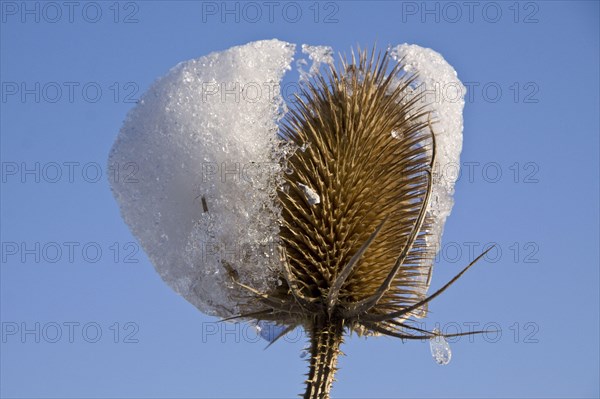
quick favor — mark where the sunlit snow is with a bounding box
[109,40,465,320]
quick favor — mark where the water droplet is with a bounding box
[300,349,309,358]
[429,328,451,365]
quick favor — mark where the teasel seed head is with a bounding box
[109,39,489,399]
[228,48,445,398]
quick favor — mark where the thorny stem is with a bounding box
[304,317,345,399]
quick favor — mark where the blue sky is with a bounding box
[1,1,598,398]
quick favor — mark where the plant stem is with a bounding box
[304,317,344,399]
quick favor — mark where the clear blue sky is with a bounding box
[1,1,598,398]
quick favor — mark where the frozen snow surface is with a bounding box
[390,43,465,270]
[297,182,321,206]
[109,40,464,319]
[109,39,295,317]
[297,44,334,81]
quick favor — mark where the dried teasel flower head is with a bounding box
[109,40,490,399]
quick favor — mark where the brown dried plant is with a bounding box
[226,48,491,399]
